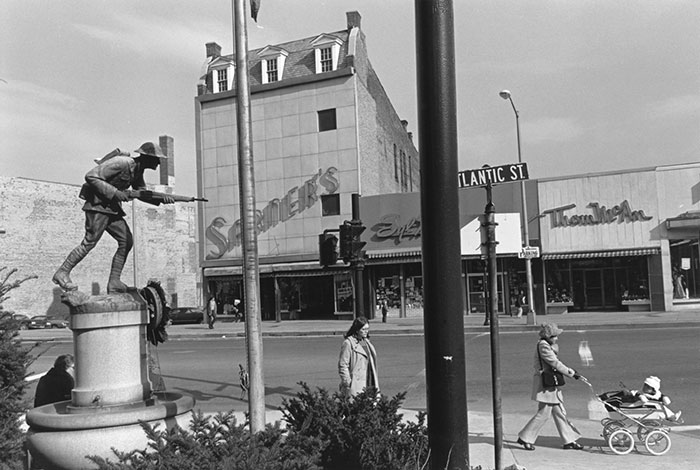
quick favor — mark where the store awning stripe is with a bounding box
[366,249,422,259]
[542,248,660,260]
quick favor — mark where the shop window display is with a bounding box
[670,239,699,299]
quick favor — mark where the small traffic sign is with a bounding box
[458,163,529,189]
[518,246,540,259]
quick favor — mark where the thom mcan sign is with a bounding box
[542,200,653,228]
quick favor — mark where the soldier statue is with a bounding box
[53,142,175,294]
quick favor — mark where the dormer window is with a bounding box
[216,69,228,91]
[258,46,288,84]
[266,58,279,82]
[311,34,343,74]
[209,56,234,93]
[319,47,333,72]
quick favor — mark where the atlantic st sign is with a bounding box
[458,163,529,189]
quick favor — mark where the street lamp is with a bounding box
[499,90,537,326]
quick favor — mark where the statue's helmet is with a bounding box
[133,142,167,159]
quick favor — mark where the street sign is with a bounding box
[458,163,529,189]
[518,246,540,259]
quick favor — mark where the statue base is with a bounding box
[26,287,195,469]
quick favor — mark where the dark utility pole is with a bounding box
[484,182,503,470]
[415,1,469,468]
[350,194,366,318]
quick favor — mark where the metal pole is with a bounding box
[507,95,536,325]
[351,193,365,318]
[484,184,503,470]
[232,0,265,433]
[415,1,469,468]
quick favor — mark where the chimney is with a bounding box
[159,135,175,187]
[206,42,221,59]
[346,11,361,30]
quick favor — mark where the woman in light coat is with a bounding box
[517,323,586,451]
[338,316,379,396]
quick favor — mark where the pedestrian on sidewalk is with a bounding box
[338,316,379,396]
[34,354,75,407]
[517,323,586,451]
[207,295,217,329]
[380,299,388,323]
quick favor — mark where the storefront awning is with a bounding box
[542,247,660,260]
[666,212,700,229]
[204,262,350,278]
[365,248,422,260]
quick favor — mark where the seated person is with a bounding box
[629,376,682,422]
[34,354,75,407]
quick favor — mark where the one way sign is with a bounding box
[458,163,529,189]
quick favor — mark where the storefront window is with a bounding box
[670,239,699,299]
[335,274,354,313]
[544,257,649,310]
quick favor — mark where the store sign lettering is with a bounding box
[543,200,653,228]
[205,167,339,259]
[375,214,421,243]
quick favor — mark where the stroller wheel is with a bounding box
[603,420,625,440]
[636,419,661,442]
[608,429,635,455]
[644,430,671,456]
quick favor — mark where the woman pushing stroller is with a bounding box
[517,323,588,451]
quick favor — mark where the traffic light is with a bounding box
[339,221,353,261]
[319,233,338,266]
[339,220,366,263]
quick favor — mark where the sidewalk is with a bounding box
[19,310,700,469]
[19,309,700,343]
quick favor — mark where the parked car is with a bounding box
[44,316,70,328]
[168,307,205,325]
[19,315,50,330]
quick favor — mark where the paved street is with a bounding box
[23,312,700,469]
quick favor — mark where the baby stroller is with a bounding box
[584,379,682,456]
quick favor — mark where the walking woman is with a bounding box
[338,316,379,396]
[517,323,586,451]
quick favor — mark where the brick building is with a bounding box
[196,11,418,320]
[0,137,200,318]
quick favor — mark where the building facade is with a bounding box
[195,11,418,319]
[0,137,201,319]
[539,163,700,313]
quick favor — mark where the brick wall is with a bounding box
[0,177,200,318]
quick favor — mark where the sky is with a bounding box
[2,0,699,198]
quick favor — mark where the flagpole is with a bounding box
[232,0,265,433]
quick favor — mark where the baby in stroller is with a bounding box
[599,376,682,422]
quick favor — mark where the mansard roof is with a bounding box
[221,29,351,87]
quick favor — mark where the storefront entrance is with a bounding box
[546,257,650,311]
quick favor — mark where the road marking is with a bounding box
[172,350,197,354]
[669,425,700,432]
[405,368,426,393]
[24,371,47,382]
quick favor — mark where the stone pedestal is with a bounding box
[26,289,195,470]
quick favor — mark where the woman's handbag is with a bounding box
[537,341,566,387]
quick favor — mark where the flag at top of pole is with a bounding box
[250,0,260,21]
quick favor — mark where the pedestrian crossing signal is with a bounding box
[319,233,338,266]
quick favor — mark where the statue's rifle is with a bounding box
[126,190,208,205]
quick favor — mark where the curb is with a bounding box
[18,321,700,343]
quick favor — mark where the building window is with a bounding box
[312,35,342,74]
[217,69,228,92]
[318,109,337,132]
[266,58,278,82]
[408,155,413,191]
[320,47,333,72]
[321,194,340,216]
[393,144,399,183]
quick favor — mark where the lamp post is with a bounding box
[499,90,536,326]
